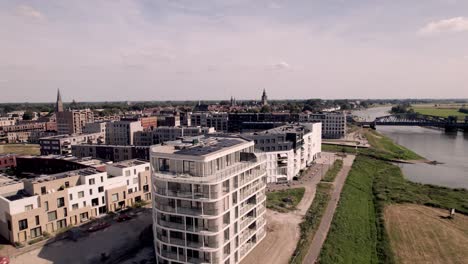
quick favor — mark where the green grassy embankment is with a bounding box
[412,106,468,118]
[322,160,343,182]
[266,188,305,213]
[322,129,423,161]
[290,183,332,264]
[319,156,468,264]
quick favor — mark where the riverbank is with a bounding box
[318,128,468,264]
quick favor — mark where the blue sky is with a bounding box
[0,0,468,102]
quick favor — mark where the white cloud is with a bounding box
[271,61,290,70]
[17,5,44,20]
[419,17,468,35]
[268,2,282,9]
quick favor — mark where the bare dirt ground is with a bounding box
[385,204,468,264]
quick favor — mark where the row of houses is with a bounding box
[0,159,152,244]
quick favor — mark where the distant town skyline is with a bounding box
[1,0,468,102]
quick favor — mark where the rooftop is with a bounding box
[28,167,102,184]
[246,123,312,136]
[108,159,148,169]
[151,136,249,156]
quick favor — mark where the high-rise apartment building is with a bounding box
[56,109,94,135]
[151,136,267,264]
[105,120,143,145]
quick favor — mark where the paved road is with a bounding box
[303,154,356,264]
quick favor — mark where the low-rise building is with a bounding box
[133,126,215,146]
[39,133,105,155]
[0,154,16,170]
[0,159,151,244]
[72,144,150,162]
[300,112,346,139]
[243,123,321,183]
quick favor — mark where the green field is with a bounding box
[319,156,468,264]
[266,188,305,213]
[412,106,468,118]
[322,159,343,182]
[0,144,40,155]
[322,130,423,161]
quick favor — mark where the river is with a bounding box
[353,107,468,189]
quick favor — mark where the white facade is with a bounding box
[245,123,322,183]
[151,136,267,264]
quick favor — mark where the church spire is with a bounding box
[55,89,64,112]
[261,89,268,106]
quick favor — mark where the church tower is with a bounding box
[261,89,268,106]
[55,89,64,112]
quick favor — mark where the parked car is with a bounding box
[87,222,111,232]
[116,213,133,222]
[0,256,9,264]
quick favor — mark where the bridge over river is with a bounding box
[355,113,468,132]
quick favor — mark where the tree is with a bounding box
[22,111,34,120]
[260,105,271,113]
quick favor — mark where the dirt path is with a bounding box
[241,153,336,264]
[303,154,356,264]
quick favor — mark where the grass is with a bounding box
[322,159,343,182]
[319,156,468,264]
[0,144,40,155]
[266,187,305,213]
[290,183,332,264]
[319,156,381,264]
[384,204,468,264]
[321,129,423,161]
[412,106,468,119]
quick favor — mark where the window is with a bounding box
[111,193,119,202]
[25,204,33,211]
[44,201,49,211]
[57,219,67,229]
[133,178,138,184]
[145,166,149,171]
[128,188,133,194]
[35,215,40,225]
[30,227,42,238]
[101,196,105,204]
[64,207,67,217]
[80,213,89,222]
[48,211,57,222]
[83,201,86,207]
[89,189,93,195]
[65,181,70,188]
[143,185,149,192]
[41,186,46,195]
[100,176,104,183]
[89,178,95,185]
[69,193,73,200]
[98,186,104,193]
[91,198,99,207]
[57,197,65,208]
[125,170,130,176]
[18,219,28,230]
[72,203,79,210]
[78,191,84,198]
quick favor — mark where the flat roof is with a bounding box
[28,167,102,183]
[108,159,148,168]
[245,124,310,136]
[151,136,249,156]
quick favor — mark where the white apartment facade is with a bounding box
[300,112,346,139]
[151,136,267,264]
[243,123,322,183]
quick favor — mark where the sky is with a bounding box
[0,0,468,102]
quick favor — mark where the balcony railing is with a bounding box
[154,154,266,184]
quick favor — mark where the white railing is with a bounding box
[155,154,266,184]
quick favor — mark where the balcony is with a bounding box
[240,216,256,230]
[154,154,266,184]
